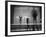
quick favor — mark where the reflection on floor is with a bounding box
[11,24,42,32]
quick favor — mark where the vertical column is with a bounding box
[22,16,27,25]
[24,17,26,24]
[22,17,24,24]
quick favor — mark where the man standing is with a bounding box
[32,8,38,23]
[26,18,29,30]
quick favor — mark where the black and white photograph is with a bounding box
[11,5,42,32]
[6,1,45,36]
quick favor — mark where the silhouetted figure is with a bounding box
[26,18,29,30]
[32,8,38,23]
[19,16,22,24]
[26,18,29,24]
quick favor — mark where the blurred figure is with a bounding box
[26,18,29,30]
[26,18,29,24]
[19,16,22,24]
[32,8,38,23]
